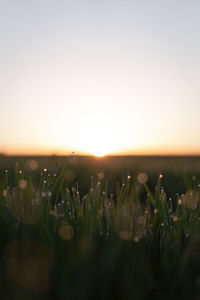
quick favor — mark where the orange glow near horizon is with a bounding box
[2,144,200,157]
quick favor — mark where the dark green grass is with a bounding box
[1,156,200,300]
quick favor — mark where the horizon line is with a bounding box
[2,153,200,158]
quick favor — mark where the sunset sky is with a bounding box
[1,0,200,156]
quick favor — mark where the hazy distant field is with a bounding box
[1,155,200,198]
[2,155,200,173]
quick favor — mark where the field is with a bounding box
[1,155,200,299]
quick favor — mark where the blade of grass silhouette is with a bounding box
[51,163,69,208]
[144,184,155,206]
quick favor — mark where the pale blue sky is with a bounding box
[0,0,200,155]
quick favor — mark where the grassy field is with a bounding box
[1,155,200,299]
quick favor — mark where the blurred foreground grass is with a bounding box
[1,155,200,299]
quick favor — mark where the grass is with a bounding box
[1,156,200,299]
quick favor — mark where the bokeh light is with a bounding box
[137,173,148,184]
[19,179,27,189]
[182,190,199,209]
[4,239,53,292]
[114,202,145,240]
[29,160,38,171]
[65,170,76,182]
[58,225,74,241]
